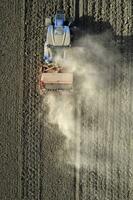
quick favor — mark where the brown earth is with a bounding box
[0,0,133,200]
[0,0,24,200]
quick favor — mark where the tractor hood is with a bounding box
[46,25,71,47]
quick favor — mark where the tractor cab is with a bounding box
[53,10,65,27]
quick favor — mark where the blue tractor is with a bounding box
[43,10,72,63]
[39,10,73,93]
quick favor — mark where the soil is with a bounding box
[0,0,24,199]
[0,0,133,200]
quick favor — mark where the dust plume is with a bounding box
[42,32,122,170]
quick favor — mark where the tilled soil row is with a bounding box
[21,0,44,199]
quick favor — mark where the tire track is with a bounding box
[74,96,81,200]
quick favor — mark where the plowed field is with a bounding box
[1,0,133,200]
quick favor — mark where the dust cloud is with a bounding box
[42,32,121,169]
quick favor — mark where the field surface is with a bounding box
[0,0,133,200]
[0,0,24,200]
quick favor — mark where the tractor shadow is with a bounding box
[71,6,133,52]
[71,0,133,53]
